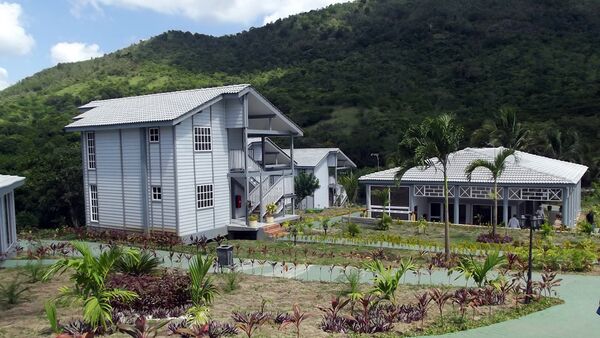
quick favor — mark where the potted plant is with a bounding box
[265,203,277,223]
[248,214,258,227]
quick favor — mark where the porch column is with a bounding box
[243,95,250,226]
[408,185,415,221]
[366,184,372,218]
[503,187,509,225]
[453,190,459,224]
[334,154,339,206]
[290,135,295,215]
[387,187,391,215]
[0,193,5,253]
[260,137,265,221]
[563,187,570,227]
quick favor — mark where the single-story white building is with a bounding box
[0,174,25,257]
[359,147,587,227]
[283,148,356,209]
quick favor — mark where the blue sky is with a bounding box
[0,0,349,89]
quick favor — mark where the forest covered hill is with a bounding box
[1,0,599,227]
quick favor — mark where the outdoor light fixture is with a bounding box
[370,153,380,170]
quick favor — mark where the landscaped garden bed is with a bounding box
[0,243,563,338]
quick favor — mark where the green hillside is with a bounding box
[1,0,600,227]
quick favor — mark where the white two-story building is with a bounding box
[65,85,303,239]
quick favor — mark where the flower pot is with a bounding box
[266,216,275,223]
[249,220,258,227]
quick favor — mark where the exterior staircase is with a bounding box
[248,175,294,218]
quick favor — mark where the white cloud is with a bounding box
[261,0,349,24]
[0,2,35,55]
[0,67,9,90]
[71,0,351,24]
[50,42,103,64]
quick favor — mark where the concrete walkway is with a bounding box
[2,240,599,337]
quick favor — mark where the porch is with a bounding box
[364,182,578,227]
[227,214,300,240]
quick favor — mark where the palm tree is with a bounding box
[544,128,581,163]
[464,148,516,236]
[43,242,138,330]
[399,113,463,261]
[372,187,390,215]
[452,251,506,287]
[338,172,358,204]
[490,108,529,150]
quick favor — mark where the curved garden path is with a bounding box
[2,240,599,337]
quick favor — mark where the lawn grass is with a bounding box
[179,239,433,268]
[324,218,600,248]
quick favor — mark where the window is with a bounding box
[86,132,96,169]
[3,193,12,246]
[196,184,214,209]
[194,127,212,151]
[89,184,99,222]
[149,127,160,143]
[152,186,162,201]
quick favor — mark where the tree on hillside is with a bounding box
[464,148,516,236]
[397,114,463,261]
[471,108,529,150]
[541,129,582,163]
[294,171,320,208]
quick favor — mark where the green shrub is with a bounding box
[377,214,392,231]
[540,222,553,239]
[22,260,48,283]
[0,276,30,308]
[566,248,596,271]
[223,270,242,293]
[416,218,428,234]
[346,223,361,237]
[515,245,596,272]
[115,249,162,276]
[577,220,593,235]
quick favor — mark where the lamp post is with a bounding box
[370,153,380,170]
[525,215,538,304]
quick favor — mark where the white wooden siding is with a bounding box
[225,98,244,128]
[313,160,330,209]
[159,127,177,231]
[175,118,197,235]
[121,129,144,229]
[175,101,231,237]
[95,130,126,228]
[208,102,231,233]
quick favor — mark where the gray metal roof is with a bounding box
[66,84,250,129]
[359,147,588,185]
[0,174,25,190]
[282,148,357,168]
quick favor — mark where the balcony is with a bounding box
[229,150,261,172]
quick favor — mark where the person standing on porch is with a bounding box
[508,214,520,229]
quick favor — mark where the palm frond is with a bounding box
[464,159,495,181]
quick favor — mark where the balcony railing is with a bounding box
[229,150,260,172]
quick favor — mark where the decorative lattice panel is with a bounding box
[415,185,562,201]
[458,186,502,199]
[508,187,562,201]
[414,185,454,197]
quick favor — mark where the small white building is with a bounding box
[359,147,587,227]
[284,148,356,209]
[0,174,25,257]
